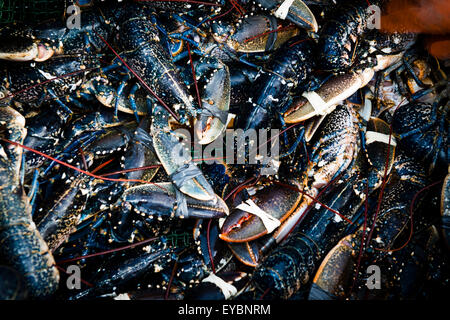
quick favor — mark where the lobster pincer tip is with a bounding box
[219,217,269,243]
[227,241,263,267]
[273,0,319,33]
[283,97,316,123]
[284,88,339,124]
[0,37,54,62]
[220,181,303,243]
[34,43,55,62]
[194,117,224,146]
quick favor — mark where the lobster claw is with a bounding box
[0,26,54,62]
[309,234,356,300]
[304,114,327,142]
[219,180,302,243]
[215,14,300,53]
[194,57,231,145]
[284,52,406,124]
[193,219,234,269]
[255,0,318,32]
[151,104,216,201]
[0,106,60,297]
[227,240,263,267]
[121,182,229,219]
[284,69,375,123]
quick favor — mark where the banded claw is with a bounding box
[283,68,375,124]
[219,180,302,243]
[364,117,397,178]
[255,0,319,32]
[284,53,405,126]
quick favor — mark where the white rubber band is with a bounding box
[365,131,397,147]
[274,0,295,20]
[236,199,281,233]
[218,217,226,229]
[38,69,60,83]
[202,273,237,299]
[302,91,329,116]
[225,113,235,128]
[359,97,372,122]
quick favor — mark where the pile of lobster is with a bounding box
[0,0,448,300]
